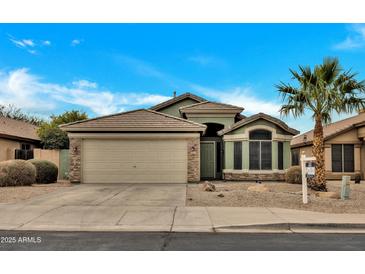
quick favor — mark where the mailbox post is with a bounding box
[300,154,316,204]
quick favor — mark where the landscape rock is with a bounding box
[202,181,216,192]
[248,185,269,192]
[217,193,224,198]
[315,191,340,199]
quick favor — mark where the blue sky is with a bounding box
[1,23,365,133]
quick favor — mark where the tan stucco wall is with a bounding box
[326,128,360,144]
[33,149,60,167]
[0,138,20,162]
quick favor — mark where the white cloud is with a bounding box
[22,39,35,47]
[71,39,81,46]
[0,68,170,116]
[42,40,51,46]
[8,35,51,54]
[334,24,365,50]
[72,79,98,89]
[191,84,282,116]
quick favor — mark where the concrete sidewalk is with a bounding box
[1,204,365,233]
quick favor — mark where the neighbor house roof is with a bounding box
[0,116,40,141]
[60,109,207,132]
[149,92,207,111]
[218,112,299,136]
[291,112,365,148]
[179,101,244,114]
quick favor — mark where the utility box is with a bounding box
[341,176,351,200]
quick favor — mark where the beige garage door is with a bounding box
[82,139,188,183]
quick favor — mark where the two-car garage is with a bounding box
[81,138,188,184]
[61,109,206,184]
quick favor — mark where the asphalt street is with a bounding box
[1,231,365,251]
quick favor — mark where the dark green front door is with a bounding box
[200,142,215,179]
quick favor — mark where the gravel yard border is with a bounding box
[186,181,365,213]
[0,181,72,204]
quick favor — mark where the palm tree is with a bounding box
[277,57,365,191]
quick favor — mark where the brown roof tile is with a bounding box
[60,109,207,132]
[291,112,365,148]
[179,101,244,113]
[0,117,40,141]
[150,92,207,111]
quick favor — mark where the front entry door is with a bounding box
[200,142,215,179]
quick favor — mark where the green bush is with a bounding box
[285,166,302,184]
[28,160,58,184]
[0,160,36,187]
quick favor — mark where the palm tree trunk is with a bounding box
[311,114,327,191]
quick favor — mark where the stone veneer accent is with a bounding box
[187,137,200,182]
[223,172,285,181]
[69,137,82,183]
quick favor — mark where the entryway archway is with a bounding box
[200,123,224,180]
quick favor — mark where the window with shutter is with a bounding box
[233,142,242,170]
[249,129,273,170]
[278,142,284,170]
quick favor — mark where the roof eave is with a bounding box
[61,127,206,133]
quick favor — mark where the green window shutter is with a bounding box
[233,142,242,170]
[278,141,284,170]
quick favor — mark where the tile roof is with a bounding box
[60,109,207,132]
[149,92,207,111]
[0,116,40,141]
[218,112,299,136]
[291,112,365,148]
[179,101,244,113]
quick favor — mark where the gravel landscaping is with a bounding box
[0,181,72,204]
[186,181,365,213]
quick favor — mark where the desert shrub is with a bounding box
[285,166,302,184]
[28,160,58,184]
[0,160,36,187]
[355,173,361,184]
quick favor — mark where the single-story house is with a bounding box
[61,92,299,184]
[0,117,40,161]
[291,111,365,179]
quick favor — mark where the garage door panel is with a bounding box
[82,139,188,183]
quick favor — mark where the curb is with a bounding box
[214,223,365,233]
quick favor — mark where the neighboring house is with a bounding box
[291,111,365,180]
[61,92,299,184]
[0,117,40,162]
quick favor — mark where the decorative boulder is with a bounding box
[248,185,269,192]
[202,181,216,192]
[315,191,340,199]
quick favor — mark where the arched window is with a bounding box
[249,129,272,170]
[249,129,272,140]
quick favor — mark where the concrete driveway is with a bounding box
[0,183,190,231]
[21,183,187,207]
